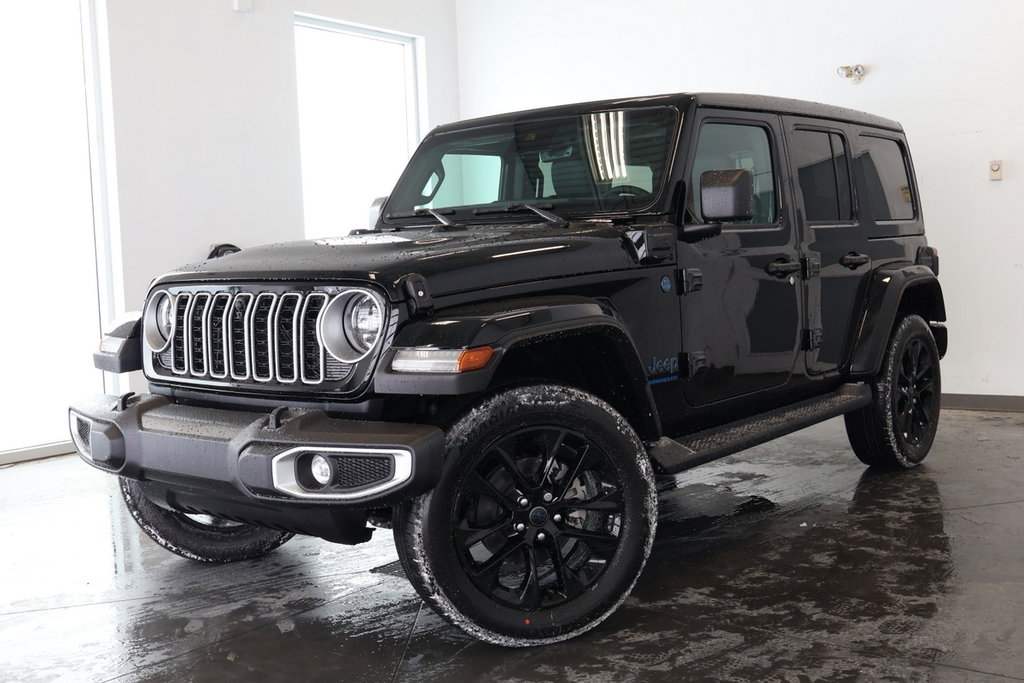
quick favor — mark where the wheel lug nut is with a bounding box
[515,523,526,533]
[542,492,553,503]
[518,497,530,508]
[536,532,546,542]
[553,514,562,523]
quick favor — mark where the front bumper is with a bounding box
[69,394,445,543]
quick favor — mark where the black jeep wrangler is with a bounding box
[71,93,945,646]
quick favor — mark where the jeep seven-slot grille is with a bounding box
[161,289,354,386]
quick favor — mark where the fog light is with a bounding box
[310,455,332,486]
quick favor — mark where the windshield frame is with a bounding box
[380,105,683,228]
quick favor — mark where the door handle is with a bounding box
[766,259,802,277]
[840,252,870,269]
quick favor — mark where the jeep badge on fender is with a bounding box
[72,93,945,646]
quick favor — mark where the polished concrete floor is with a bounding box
[2,409,1023,682]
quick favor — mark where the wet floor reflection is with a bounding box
[3,412,1023,681]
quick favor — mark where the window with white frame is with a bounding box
[294,16,424,238]
[0,0,103,458]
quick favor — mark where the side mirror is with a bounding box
[700,168,754,222]
[369,196,388,228]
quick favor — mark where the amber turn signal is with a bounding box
[456,346,493,372]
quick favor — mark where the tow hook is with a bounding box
[267,406,289,430]
[114,392,137,412]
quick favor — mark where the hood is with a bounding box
[153,221,639,300]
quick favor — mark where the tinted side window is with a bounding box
[691,123,776,225]
[832,134,852,219]
[858,136,914,221]
[791,130,853,222]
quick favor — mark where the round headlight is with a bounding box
[346,294,383,353]
[144,291,175,352]
[156,296,173,340]
[320,290,385,363]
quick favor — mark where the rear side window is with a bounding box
[857,136,914,221]
[791,130,853,222]
[690,123,776,225]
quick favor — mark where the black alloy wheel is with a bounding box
[893,336,937,447]
[453,426,625,611]
[845,314,941,469]
[119,478,294,562]
[394,384,656,646]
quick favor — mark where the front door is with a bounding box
[678,112,803,406]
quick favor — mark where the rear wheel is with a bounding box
[119,478,293,562]
[845,314,941,468]
[394,384,656,646]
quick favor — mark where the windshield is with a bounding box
[386,107,678,220]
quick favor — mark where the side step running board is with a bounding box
[648,383,872,475]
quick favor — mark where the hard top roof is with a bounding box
[431,92,903,134]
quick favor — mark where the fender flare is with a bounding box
[93,315,143,374]
[848,264,946,376]
[373,296,660,438]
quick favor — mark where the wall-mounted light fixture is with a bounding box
[837,64,866,84]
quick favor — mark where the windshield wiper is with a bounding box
[424,208,458,229]
[384,208,462,231]
[473,203,568,228]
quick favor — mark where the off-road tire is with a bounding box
[120,478,293,562]
[393,384,657,646]
[845,314,941,468]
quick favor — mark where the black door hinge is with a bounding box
[802,256,821,280]
[802,328,823,350]
[681,351,708,378]
[678,268,703,294]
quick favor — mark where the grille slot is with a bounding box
[300,293,328,384]
[188,293,211,376]
[160,289,364,387]
[251,293,277,382]
[171,294,192,374]
[208,293,231,378]
[274,293,301,383]
[229,293,254,380]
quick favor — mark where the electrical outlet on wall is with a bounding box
[990,160,1003,181]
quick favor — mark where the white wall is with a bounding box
[456,0,1024,397]
[101,0,460,314]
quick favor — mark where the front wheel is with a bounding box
[845,314,941,468]
[119,478,293,562]
[394,385,657,646]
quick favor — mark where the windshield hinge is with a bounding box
[401,273,434,316]
[623,226,675,264]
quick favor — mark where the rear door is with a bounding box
[677,111,803,406]
[783,118,868,373]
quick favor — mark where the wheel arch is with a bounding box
[373,296,662,443]
[490,327,661,443]
[848,264,947,376]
